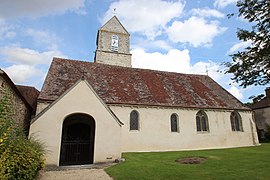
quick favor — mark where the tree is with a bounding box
[225,0,270,88]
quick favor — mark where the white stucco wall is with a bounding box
[36,101,51,115]
[29,80,122,166]
[109,105,259,152]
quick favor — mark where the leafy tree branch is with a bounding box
[225,0,270,87]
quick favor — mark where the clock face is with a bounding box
[111,35,119,52]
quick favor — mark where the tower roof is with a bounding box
[100,16,129,35]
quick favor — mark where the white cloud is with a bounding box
[227,40,252,54]
[25,28,60,50]
[132,39,172,51]
[0,19,16,39]
[167,16,227,47]
[131,48,225,81]
[227,86,244,100]
[0,46,66,65]
[0,45,67,86]
[103,0,185,40]
[4,31,16,38]
[190,61,225,81]
[191,8,225,18]
[132,48,191,73]
[3,64,43,84]
[214,0,237,8]
[0,0,86,19]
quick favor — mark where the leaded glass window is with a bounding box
[130,110,139,130]
[171,114,179,132]
[230,111,243,131]
[196,111,209,132]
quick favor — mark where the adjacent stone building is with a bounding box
[0,69,39,135]
[251,88,270,139]
[29,16,259,166]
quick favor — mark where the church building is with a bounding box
[29,16,259,166]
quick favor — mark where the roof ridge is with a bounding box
[53,57,208,77]
[16,84,39,90]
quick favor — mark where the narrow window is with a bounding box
[201,116,207,131]
[171,113,179,132]
[111,35,119,52]
[230,111,243,131]
[130,110,139,130]
[196,110,209,132]
[196,116,201,131]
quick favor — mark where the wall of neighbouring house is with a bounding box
[109,105,259,152]
[253,107,270,133]
[29,80,122,166]
[0,76,31,132]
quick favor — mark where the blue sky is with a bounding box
[0,0,267,103]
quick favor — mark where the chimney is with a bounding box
[265,87,270,98]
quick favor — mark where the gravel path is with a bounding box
[39,168,113,180]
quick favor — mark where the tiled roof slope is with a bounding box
[38,58,249,110]
[251,97,270,109]
[16,85,39,110]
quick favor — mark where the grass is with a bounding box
[105,144,270,180]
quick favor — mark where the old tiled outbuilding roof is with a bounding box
[38,58,249,110]
[251,97,270,110]
[16,85,39,111]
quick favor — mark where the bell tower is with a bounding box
[94,16,132,67]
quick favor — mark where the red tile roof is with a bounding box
[16,85,39,111]
[38,58,249,110]
[251,97,270,109]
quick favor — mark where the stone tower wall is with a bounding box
[94,16,132,67]
[97,30,130,54]
[95,50,132,67]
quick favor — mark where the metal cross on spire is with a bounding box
[206,67,209,76]
[113,8,117,15]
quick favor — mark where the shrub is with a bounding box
[0,86,15,155]
[0,86,45,179]
[0,136,45,180]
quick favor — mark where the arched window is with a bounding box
[230,111,243,131]
[171,113,179,132]
[130,110,139,130]
[196,110,209,132]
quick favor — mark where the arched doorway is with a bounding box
[60,114,95,166]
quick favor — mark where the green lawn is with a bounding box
[106,144,270,180]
